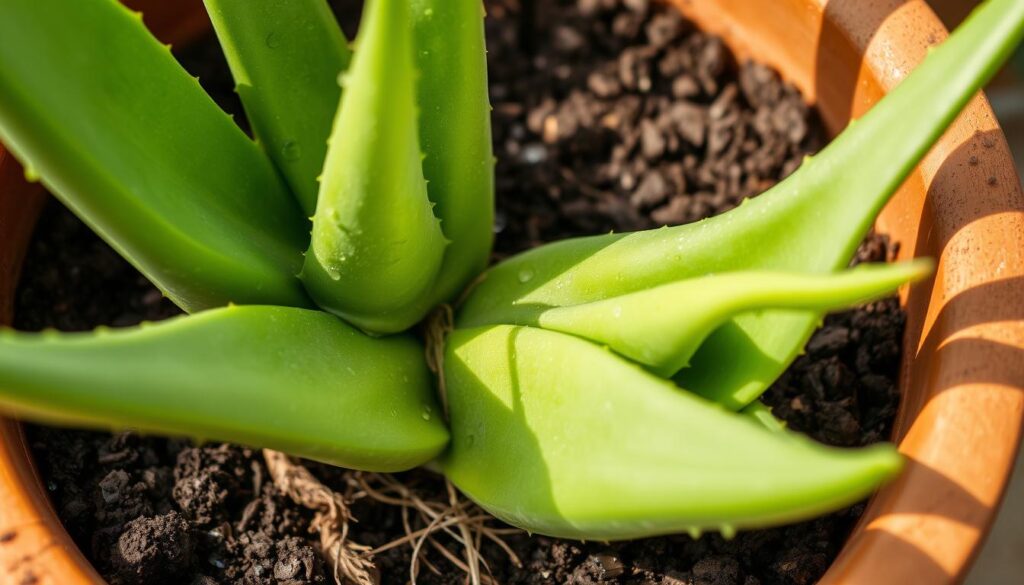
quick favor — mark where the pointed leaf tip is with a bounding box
[535,260,932,378]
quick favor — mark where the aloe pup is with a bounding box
[0,0,1020,544]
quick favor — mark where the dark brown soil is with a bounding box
[20,1,905,584]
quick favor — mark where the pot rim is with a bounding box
[2,1,1023,584]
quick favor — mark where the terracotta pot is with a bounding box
[1,0,1022,583]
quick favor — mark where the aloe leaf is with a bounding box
[0,0,311,312]
[442,325,902,540]
[458,0,1024,408]
[301,0,447,334]
[535,260,931,377]
[411,0,495,305]
[203,0,352,216]
[0,306,449,471]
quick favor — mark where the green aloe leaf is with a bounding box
[442,325,901,540]
[458,0,1024,409]
[0,0,311,312]
[301,0,447,334]
[411,0,495,306]
[0,306,449,471]
[203,0,352,216]
[535,261,932,377]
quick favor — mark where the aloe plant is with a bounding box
[0,0,1020,541]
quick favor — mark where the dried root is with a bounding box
[263,450,378,585]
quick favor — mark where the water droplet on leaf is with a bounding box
[324,265,342,281]
[517,268,535,283]
[281,140,301,161]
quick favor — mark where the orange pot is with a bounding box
[1,0,1022,583]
